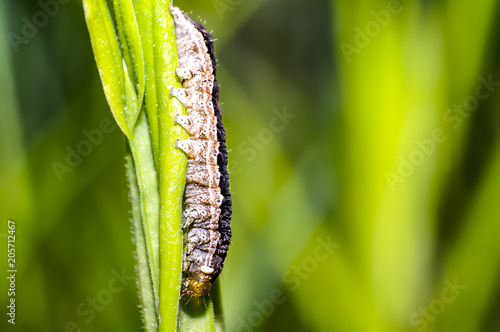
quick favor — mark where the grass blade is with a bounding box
[134,0,160,168]
[126,152,158,332]
[129,110,161,315]
[83,0,132,138]
[113,0,145,126]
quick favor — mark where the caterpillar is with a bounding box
[169,6,232,298]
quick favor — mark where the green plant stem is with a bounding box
[126,152,158,332]
[211,279,225,332]
[154,1,187,331]
[178,297,215,332]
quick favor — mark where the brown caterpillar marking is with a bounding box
[170,6,232,298]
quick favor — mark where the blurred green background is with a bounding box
[1,0,499,331]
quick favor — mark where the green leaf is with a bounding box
[123,64,139,124]
[113,0,145,127]
[133,0,160,169]
[82,0,131,138]
[129,110,161,315]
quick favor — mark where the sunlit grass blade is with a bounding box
[113,0,145,125]
[133,0,160,168]
[83,0,132,138]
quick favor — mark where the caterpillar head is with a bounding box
[181,277,211,297]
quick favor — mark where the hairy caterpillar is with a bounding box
[169,6,232,298]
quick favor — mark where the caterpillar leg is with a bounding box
[176,67,193,81]
[178,70,214,94]
[175,114,217,140]
[174,139,197,158]
[170,88,189,105]
[170,87,213,113]
[182,215,195,230]
[174,115,194,134]
[186,241,197,255]
[182,254,193,272]
[175,139,219,164]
